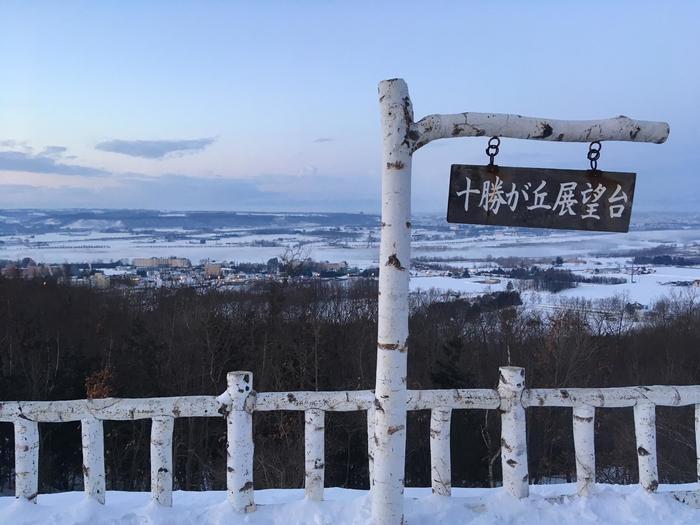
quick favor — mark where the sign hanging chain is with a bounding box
[486,136,500,172]
[587,141,602,171]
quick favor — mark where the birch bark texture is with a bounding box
[573,405,595,496]
[498,367,529,498]
[429,408,452,496]
[634,402,659,491]
[81,417,106,503]
[367,405,376,491]
[304,409,325,501]
[374,78,413,525]
[695,404,700,484]
[221,371,255,512]
[14,419,39,502]
[151,416,174,506]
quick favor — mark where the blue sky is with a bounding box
[1,1,698,212]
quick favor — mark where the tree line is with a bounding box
[0,277,699,494]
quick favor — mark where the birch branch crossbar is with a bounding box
[3,367,700,510]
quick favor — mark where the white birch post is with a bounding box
[367,406,376,491]
[573,405,595,496]
[225,371,255,512]
[374,78,413,525]
[498,366,529,498]
[304,409,325,501]
[695,404,700,486]
[81,416,106,504]
[634,402,658,492]
[14,419,39,502]
[151,416,174,506]
[429,408,452,496]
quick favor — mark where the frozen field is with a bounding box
[3,227,700,268]
[2,210,700,306]
[411,265,700,307]
[1,485,699,525]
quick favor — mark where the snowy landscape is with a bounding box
[2,209,700,309]
[4,1,700,523]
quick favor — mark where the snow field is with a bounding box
[2,484,699,525]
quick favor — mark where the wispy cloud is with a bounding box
[40,145,68,157]
[0,172,380,212]
[0,150,110,177]
[312,137,334,143]
[95,137,216,159]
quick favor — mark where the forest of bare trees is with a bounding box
[0,277,699,494]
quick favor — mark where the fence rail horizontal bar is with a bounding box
[3,385,698,423]
[0,396,220,422]
[254,391,374,412]
[523,385,700,408]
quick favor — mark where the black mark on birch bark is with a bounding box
[535,123,553,139]
[387,425,405,435]
[386,254,405,270]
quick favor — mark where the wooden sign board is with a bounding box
[447,165,636,232]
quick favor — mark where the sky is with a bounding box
[1,1,698,213]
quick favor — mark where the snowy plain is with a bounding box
[3,209,700,307]
[2,485,699,525]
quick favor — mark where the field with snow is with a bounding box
[2,485,699,525]
[2,210,700,307]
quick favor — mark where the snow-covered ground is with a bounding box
[2,485,699,525]
[3,210,700,307]
[410,265,700,308]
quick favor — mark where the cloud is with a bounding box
[0,172,380,212]
[0,150,110,177]
[40,145,68,157]
[95,137,216,159]
[312,137,334,143]
[0,140,33,153]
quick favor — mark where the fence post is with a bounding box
[151,416,174,506]
[573,405,595,496]
[634,401,658,492]
[367,406,375,491]
[498,366,529,498]
[81,416,106,504]
[14,419,39,503]
[224,371,255,512]
[695,404,700,487]
[304,409,325,501]
[429,408,452,496]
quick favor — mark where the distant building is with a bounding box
[316,261,348,272]
[91,272,111,289]
[132,257,191,269]
[204,263,222,279]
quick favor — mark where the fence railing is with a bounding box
[2,366,699,510]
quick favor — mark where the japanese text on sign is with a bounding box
[447,165,636,232]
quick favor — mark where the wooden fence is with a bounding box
[2,367,699,510]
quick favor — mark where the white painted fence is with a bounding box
[2,367,700,510]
